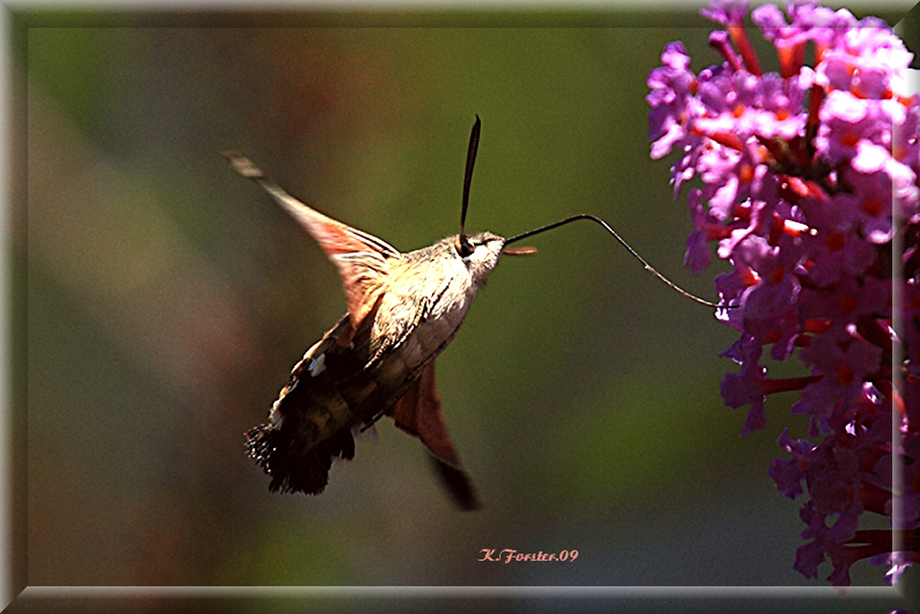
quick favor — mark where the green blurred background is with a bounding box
[19,3,913,600]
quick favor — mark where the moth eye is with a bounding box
[456,236,474,258]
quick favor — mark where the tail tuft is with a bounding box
[245,423,355,495]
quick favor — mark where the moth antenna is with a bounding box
[458,115,481,257]
[505,213,735,310]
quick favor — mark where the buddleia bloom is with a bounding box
[648,0,918,586]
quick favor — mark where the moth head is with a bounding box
[449,231,503,283]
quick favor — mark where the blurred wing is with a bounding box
[388,362,481,510]
[227,154,400,330]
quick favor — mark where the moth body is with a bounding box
[228,117,527,510]
[233,163,506,509]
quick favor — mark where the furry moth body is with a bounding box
[228,118,519,510]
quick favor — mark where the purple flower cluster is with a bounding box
[648,0,918,586]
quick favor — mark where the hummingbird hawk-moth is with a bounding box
[227,117,725,510]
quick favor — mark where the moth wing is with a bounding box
[388,362,482,510]
[227,154,400,330]
[428,456,481,512]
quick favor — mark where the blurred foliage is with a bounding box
[21,6,909,600]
